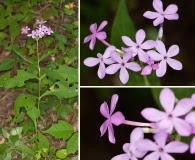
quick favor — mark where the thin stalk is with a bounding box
[157,23,163,40]
[100,39,111,47]
[123,120,151,127]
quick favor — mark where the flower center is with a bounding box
[159,148,164,152]
[100,58,103,62]
[121,62,125,66]
[129,151,133,156]
[136,45,140,49]
[168,114,173,119]
[164,56,167,60]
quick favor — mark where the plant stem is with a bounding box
[157,23,163,40]
[100,39,111,47]
[123,120,151,127]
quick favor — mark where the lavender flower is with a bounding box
[137,131,189,160]
[84,46,115,79]
[106,51,141,84]
[36,20,46,25]
[144,0,179,26]
[100,94,125,144]
[141,59,159,76]
[112,128,146,160]
[21,26,30,34]
[122,29,156,62]
[84,21,108,50]
[147,40,182,77]
[141,88,194,136]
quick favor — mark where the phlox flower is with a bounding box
[137,131,189,160]
[141,88,194,136]
[21,26,30,34]
[112,128,146,160]
[84,21,108,50]
[100,94,125,144]
[122,29,156,62]
[141,59,159,76]
[84,46,115,79]
[106,51,141,84]
[36,20,46,25]
[144,0,179,26]
[147,40,182,77]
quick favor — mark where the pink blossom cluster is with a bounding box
[21,20,53,39]
[83,0,182,84]
[100,88,195,160]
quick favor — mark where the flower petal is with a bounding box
[84,34,93,43]
[97,20,108,32]
[164,13,179,20]
[110,94,119,115]
[100,102,109,118]
[106,64,121,74]
[156,60,167,77]
[98,62,106,79]
[167,58,182,70]
[104,58,115,65]
[123,52,133,63]
[164,4,178,15]
[141,108,167,122]
[108,124,115,144]
[96,31,107,40]
[160,88,175,113]
[103,46,116,58]
[141,66,153,75]
[126,62,141,72]
[153,15,164,26]
[144,152,160,160]
[190,137,195,154]
[137,139,158,152]
[131,128,144,145]
[89,36,96,50]
[154,131,168,147]
[158,119,173,133]
[122,36,136,47]
[143,11,160,19]
[167,45,179,57]
[165,141,189,153]
[173,98,194,117]
[90,23,97,33]
[141,40,156,50]
[160,153,174,160]
[84,57,99,67]
[119,67,129,84]
[153,0,163,13]
[147,50,163,61]
[111,153,129,160]
[185,112,195,125]
[138,49,149,63]
[111,52,122,63]
[100,120,109,136]
[156,40,166,55]
[123,143,130,153]
[111,111,125,126]
[136,29,146,45]
[173,118,191,136]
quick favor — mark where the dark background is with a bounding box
[81,0,195,86]
[80,88,195,160]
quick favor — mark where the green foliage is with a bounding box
[0,58,14,71]
[67,132,78,154]
[56,149,68,159]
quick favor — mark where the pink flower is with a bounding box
[112,128,146,160]
[84,46,115,79]
[100,94,125,144]
[21,26,30,34]
[147,40,182,77]
[144,0,179,26]
[141,59,159,76]
[122,29,156,62]
[141,88,194,136]
[137,131,189,160]
[36,20,46,25]
[84,21,107,50]
[106,51,141,84]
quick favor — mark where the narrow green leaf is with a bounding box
[0,58,14,71]
[67,132,78,154]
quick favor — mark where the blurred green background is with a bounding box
[81,0,195,86]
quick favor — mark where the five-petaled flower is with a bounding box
[143,0,179,26]
[122,29,156,63]
[100,94,125,144]
[84,21,108,50]
[141,59,159,76]
[147,40,182,77]
[21,26,30,34]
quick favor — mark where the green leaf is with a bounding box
[0,18,8,30]
[2,128,10,139]
[44,120,74,140]
[55,34,67,44]
[0,58,14,71]
[0,144,8,154]
[37,132,49,150]
[64,8,75,15]
[67,132,78,154]
[10,127,23,136]
[56,149,68,159]
[0,32,7,42]
[51,7,58,17]
[9,22,20,39]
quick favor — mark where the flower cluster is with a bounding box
[21,20,53,40]
[83,0,182,84]
[100,88,195,160]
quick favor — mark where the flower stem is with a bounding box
[123,120,151,127]
[100,39,111,47]
[157,23,163,40]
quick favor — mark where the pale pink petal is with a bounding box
[185,112,195,125]
[106,64,121,74]
[144,152,160,160]
[104,58,115,65]
[156,60,167,77]
[111,52,122,63]
[123,143,130,153]
[122,36,136,47]
[126,62,141,72]
[164,14,179,20]
[156,40,166,55]
[108,124,115,144]
[136,29,146,45]
[100,102,109,118]
[190,137,195,154]
[167,58,182,70]
[90,23,97,33]
[154,131,167,147]
[111,111,125,126]
[89,36,96,50]
[110,94,119,115]
[158,119,173,133]
[111,154,129,160]
[167,45,179,57]
[147,50,163,61]
[141,66,153,75]
[160,88,175,113]
[103,46,116,58]
[123,52,133,63]
[100,120,109,136]
[141,40,156,50]
[165,141,189,153]
[141,108,167,122]
[173,98,194,117]
[143,11,160,19]
[84,57,99,67]
[173,118,191,136]
[160,153,174,160]
[97,21,108,32]
[153,15,164,26]
[137,139,158,152]
[98,62,106,79]
[96,32,107,40]
[130,128,144,145]
[84,34,93,43]
[119,67,129,84]
[153,0,163,13]
[138,49,149,63]
[164,4,178,14]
